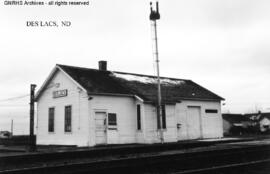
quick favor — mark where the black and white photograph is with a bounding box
[0,0,270,173]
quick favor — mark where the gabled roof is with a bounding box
[46,64,224,104]
[222,114,252,123]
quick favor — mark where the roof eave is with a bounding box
[87,92,223,104]
[189,80,225,101]
[175,97,224,102]
[35,66,59,101]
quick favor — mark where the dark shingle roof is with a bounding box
[57,64,224,103]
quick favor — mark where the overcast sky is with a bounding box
[0,0,270,134]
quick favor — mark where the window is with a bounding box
[157,106,161,129]
[137,105,141,130]
[108,113,117,126]
[65,106,72,132]
[157,105,166,129]
[161,105,166,129]
[48,108,54,132]
[205,109,218,113]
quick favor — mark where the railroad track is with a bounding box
[0,144,270,174]
[173,158,270,174]
[0,138,264,168]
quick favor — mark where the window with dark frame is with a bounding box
[108,113,117,126]
[157,106,161,129]
[65,106,72,132]
[205,109,218,113]
[157,105,166,129]
[48,107,54,132]
[161,105,166,129]
[137,105,141,130]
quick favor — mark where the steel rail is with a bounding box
[172,158,270,174]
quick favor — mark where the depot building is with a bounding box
[35,61,224,147]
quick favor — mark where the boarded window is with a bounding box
[108,113,117,126]
[137,105,141,130]
[48,107,54,132]
[65,106,72,132]
[205,109,218,113]
[161,105,166,129]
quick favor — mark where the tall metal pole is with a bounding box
[150,1,164,143]
[29,84,36,152]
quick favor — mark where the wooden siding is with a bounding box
[144,104,177,144]
[36,70,89,146]
[176,100,223,140]
[89,95,139,145]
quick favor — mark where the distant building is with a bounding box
[222,114,253,136]
[35,61,224,146]
[245,112,270,133]
[258,113,270,132]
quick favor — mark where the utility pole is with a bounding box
[149,1,163,143]
[29,84,37,152]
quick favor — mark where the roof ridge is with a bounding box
[112,71,190,81]
[56,64,100,72]
[56,64,190,81]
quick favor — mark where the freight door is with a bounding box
[95,112,107,145]
[187,106,202,139]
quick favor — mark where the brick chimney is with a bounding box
[98,60,107,71]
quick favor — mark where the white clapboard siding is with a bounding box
[161,105,177,142]
[89,95,138,145]
[36,70,89,146]
[144,104,178,143]
[176,100,223,141]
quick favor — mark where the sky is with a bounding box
[0,0,270,134]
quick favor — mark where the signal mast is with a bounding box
[149,1,163,143]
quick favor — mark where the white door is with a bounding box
[95,112,107,145]
[187,106,201,139]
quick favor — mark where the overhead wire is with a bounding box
[0,94,29,102]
